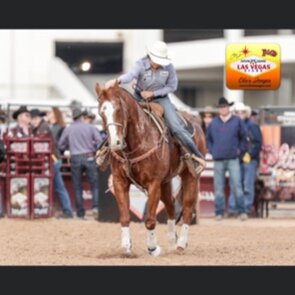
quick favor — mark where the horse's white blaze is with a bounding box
[101,101,120,147]
[177,224,189,249]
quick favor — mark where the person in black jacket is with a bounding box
[228,104,262,215]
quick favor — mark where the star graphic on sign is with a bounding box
[241,46,250,57]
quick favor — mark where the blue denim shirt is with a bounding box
[118,56,178,97]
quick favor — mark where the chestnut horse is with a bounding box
[95,82,206,256]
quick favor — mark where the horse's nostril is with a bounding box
[116,140,121,145]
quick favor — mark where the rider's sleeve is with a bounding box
[118,60,142,84]
[153,65,178,97]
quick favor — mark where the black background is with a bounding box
[1,0,295,293]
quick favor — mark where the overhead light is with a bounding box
[80,61,91,72]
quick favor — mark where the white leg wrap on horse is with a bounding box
[167,219,177,248]
[121,227,131,252]
[147,230,161,256]
[177,224,189,249]
[167,219,176,233]
[147,230,157,250]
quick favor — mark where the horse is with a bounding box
[95,81,206,256]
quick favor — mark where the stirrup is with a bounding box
[191,154,206,169]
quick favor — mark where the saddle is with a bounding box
[138,102,195,141]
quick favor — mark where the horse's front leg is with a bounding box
[177,170,198,250]
[113,175,132,255]
[161,181,178,250]
[145,181,162,256]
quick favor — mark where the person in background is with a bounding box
[47,107,66,143]
[250,109,259,124]
[206,97,248,221]
[30,108,74,219]
[58,108,103,220]
[82,109,96,125]
[9,106,32,138]
[201,105,215,134]
[228,103,262,216]
[0,109,6,218]
[0,110,7,137]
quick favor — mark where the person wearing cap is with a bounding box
[30,108,74,219]
[250,109,259,124]
[206,97,248,221]
[58,108,103,219]
[82,109,96,125]
[228,103,262,216]
[104,41,206,175]
[9,106,32,138]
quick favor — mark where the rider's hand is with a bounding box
[141,91,154,100]
[105,78,119,89]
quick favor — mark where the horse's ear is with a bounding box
[95,83,102,101]
[114,79,120,88]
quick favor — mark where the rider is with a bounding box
[104,41,206,174]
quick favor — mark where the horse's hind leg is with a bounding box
[161,181,177,250]
[145,181,162,256]
[177,169,198,250]
[113,177,132,255]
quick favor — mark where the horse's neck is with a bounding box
[123,93,159,154]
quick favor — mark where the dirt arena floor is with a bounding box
[1,215,295,265]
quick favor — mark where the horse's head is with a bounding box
[96,82,127,151]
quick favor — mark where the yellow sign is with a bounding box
[226,43,281,90]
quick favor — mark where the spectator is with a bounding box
[58,108,103,219]
[82,109,96,125]
[30,108,74,219]
[47,107,66,143]
[0,110,7,137]
[9,106,31,137]
[206,97,248,221]
[228,103,262,216]
[250,109,259,124]
[201,105,215,134]
[0,109,6,218]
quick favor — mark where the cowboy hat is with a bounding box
[12,106,30,120]
[215,97,234,108]
[30,108,47,118]
[234,102,247,112]
[72,108,83,120]
[147,41,171,66]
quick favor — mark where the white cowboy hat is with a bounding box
[147,41,171,66]
[234,102,247,112]
[245,105,252,118]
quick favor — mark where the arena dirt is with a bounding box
[1,216,295,265]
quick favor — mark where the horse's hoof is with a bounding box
[148,246,161,257]
[176,237,188,250]
[121,248,132,258]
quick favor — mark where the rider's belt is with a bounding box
[153,95,166,99]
